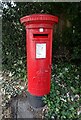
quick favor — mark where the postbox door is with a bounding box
[26,28,53,96]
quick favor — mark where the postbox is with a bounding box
[20,14,58,96]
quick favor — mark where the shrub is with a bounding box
[43,62,81,120]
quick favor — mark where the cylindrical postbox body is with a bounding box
[20,14,58,96]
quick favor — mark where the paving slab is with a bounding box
[11,96,45,119]
[17,99,33,118]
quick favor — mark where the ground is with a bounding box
[3,95,47,119]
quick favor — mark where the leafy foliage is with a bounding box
[2,71,27,107]
[43,63,81,120]
[61,3,81,61]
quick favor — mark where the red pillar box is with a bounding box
[20,14,58,107]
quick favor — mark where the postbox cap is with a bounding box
[20,14,58,24]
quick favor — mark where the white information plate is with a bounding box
[36,43,46,58]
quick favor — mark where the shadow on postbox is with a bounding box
[20,14,58,96]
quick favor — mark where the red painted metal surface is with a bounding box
[20,14,58,96]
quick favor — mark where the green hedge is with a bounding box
[43,62,81,120]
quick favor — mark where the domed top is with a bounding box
[20,14,58,24]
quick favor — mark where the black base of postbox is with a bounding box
[27,92,45,109]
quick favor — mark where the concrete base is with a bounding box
[11,96,45,119]
[11,97,33,118]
